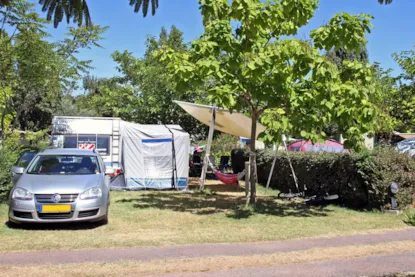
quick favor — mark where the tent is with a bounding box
[287,140,348,153]
[112,122,189,190]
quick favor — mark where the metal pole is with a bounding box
[245,161,250,206]
[200,106,216,190]
[266,145,278,192]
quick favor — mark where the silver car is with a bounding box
[8,148,113,224]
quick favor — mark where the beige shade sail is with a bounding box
[174,101,266,139]
[393,132,415,140]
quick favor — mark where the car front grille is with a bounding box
[13,211,33,219]
[35,194,78,204]
[78,209,99,218]
[38,212,74,220]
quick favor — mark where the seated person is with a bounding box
[39,158,60,174]
[76,157,97,174]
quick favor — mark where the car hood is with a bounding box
[16,174,102,194]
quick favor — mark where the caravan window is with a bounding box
[78,135,97,150]
[97,135,110,155]
[64,136,77,148]
[78,135,96,144]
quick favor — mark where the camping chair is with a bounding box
[190,153,202,177]
[218,156,230,173]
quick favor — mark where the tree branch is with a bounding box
[0,6,8,36]
[257,106,267,117]
[242,93,254,111]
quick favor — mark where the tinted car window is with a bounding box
[16,152,37,168]
[27,155,101,175]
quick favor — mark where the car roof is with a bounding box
[39,148,98,156]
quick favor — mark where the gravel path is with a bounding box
[0,228,414,266]
[154,252,415,277]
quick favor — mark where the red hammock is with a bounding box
[213,170,245,185]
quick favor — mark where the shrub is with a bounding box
[403,209,415,226]
[231,147,415,209]
[0,131,48,201]
[357,148,415,209]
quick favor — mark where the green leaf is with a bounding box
[248,62,257,70]
[276,108,286,115]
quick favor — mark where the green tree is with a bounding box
[80,77,142,119]
[0,0,393,29]
[386,47,415,132]
[326,47,368,70]
[378,0,393,4]
[56,94,97,117]
[0,0,107,135]
[371,64,399,134]
[324,46,369,138]
[1,0,158,27]
[158,0,378,204]
[84,26,208,139]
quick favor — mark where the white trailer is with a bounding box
[51,116,121,168]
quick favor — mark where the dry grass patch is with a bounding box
[0,189,408,253]
[370,272,415,277]
[1,241,415,277]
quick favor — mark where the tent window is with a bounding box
[143,156,172,179]
[63,135,77,148]
[97,135,110,156]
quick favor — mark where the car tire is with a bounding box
[98,207,109,225]
[7,218,21,228]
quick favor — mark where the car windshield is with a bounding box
[27,155,100,175]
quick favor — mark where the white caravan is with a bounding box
[51,116,121,168]
[51,116,190,190]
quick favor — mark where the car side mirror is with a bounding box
[105,167,115,176]
[11,166,25,185]
[11,166,25,175]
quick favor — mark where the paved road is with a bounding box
[154,252,415,277]
[0,228,414,266]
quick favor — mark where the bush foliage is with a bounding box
[231,148,415,209]
[0,131,48,200]
[403,209,415,226]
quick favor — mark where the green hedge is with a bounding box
[0,132,48,201]
[231,148,415,209]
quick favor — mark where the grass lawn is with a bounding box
[0,186,408,253]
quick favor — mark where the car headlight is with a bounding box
[12,188,33,201]
[79,188,102,200]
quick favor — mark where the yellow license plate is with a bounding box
[39,205,71,213]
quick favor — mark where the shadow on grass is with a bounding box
[5,220,104,230]
[116,192,332,219]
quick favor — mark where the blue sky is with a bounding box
[40,0,415,82]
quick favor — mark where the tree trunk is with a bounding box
[249,110,257,205]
